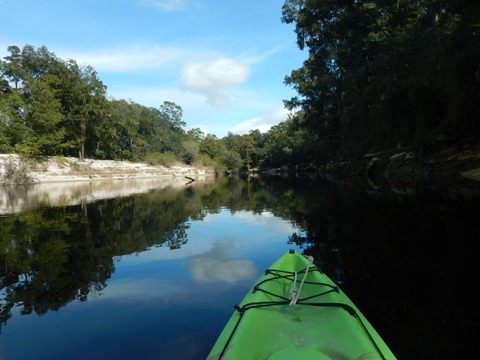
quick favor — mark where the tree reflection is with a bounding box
[0,186,195,329]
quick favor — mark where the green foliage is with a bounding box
[2,43,314,172]
[199,134,223,159]
[281,0,480,162]
[186,127,205,142]
[159,101,186,132]
[0,40,382,173]
[262,112,312,167]
[22,74,66,155]
[221,150,243,171]
[195,153,225,173]
[0,45,213,167]
[181,140,199,165]
[144,151,179,167]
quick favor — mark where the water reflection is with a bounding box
[0,175,478,359]
[0,178,219,330]
[0,176,213,215]
[188,239,257,284]
[0,176,307,360]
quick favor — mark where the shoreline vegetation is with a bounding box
[2,146,480,188]
[322,141,480,185]
[1,145,479,215]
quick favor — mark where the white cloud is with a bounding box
[181,58,250,91]
[137,0,185,11]
[229,106,292,135]
[180,58,250,107]
[230,117,272,134]
[240,45,284,65]
[92,278,187,302]
[187,239,257,284]
[233,210,300,234]
[61,45,184,72]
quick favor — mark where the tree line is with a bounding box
[281,0,479,163]
[1,1,478,174]
[0,45,308,174]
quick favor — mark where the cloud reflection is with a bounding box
[188,239,256,284]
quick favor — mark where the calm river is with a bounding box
[0,175,478,359]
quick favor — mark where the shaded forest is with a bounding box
[1,1,479,181]
[282,0,479,153]
[280,0,480,181]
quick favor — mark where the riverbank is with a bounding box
[0,154,216,184]
[0,154,217,214]
[313,139,480,197]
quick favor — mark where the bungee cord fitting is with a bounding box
[289,255,314,306]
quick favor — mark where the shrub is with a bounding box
[144,152,179,167]
[1,156,35,185]
[194,154,226,174]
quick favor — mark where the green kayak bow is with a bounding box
[207,249,396,360]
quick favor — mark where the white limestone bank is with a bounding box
[0,154,215,183]
[0,154,216,215]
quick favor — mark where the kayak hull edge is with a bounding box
[207,249,396,360]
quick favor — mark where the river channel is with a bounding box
[0,175,477,359]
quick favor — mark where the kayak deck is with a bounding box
[207,250,396,360]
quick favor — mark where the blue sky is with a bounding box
[0,0,305,138]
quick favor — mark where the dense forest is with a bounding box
[1,1,479,180]
[281,0,479,168]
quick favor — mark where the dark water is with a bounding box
[0,176,478,359]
